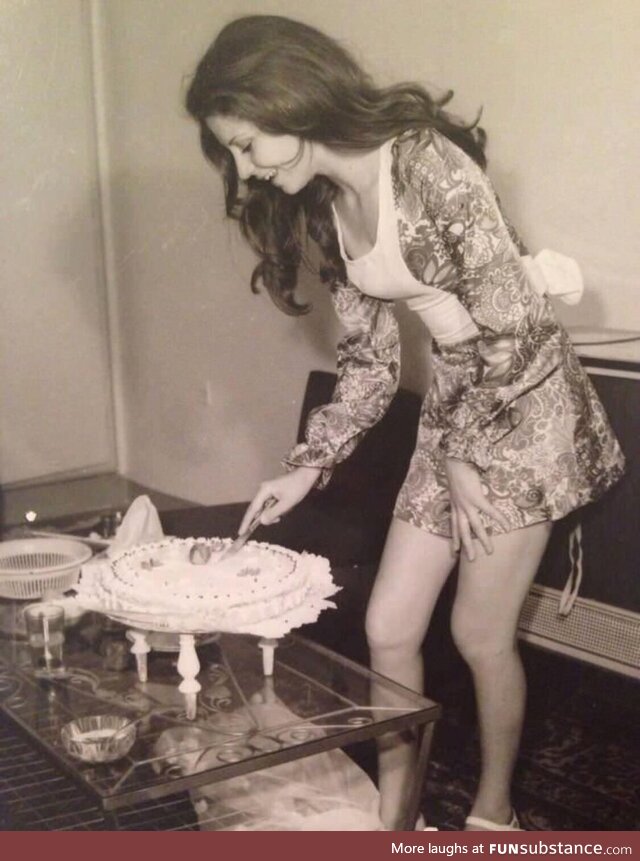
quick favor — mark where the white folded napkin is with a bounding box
[75,495,164,594]
[522,249,584,305]
[106,494,164,558]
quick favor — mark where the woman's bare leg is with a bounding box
[366,517,456,829]
[451,521,552,828]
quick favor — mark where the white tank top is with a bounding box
[332,139,479,346]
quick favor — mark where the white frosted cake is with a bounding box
[75,537,337,636]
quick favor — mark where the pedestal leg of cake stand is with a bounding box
[177,634,201,720]
[128,630,150,682]
[258,637,279,676]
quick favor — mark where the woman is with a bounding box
[185,15,625,831]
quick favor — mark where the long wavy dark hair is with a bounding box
[185,15,487,315]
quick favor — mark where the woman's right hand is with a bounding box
[445,457,510,561]
[238,466,322,535]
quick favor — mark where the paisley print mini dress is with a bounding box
[284,128,625,537]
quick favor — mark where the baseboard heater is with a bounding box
[517,584,640,680]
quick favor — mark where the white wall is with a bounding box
[0,0,116,485]
[369,0,640,332]
[296,0,640,330]
[98,0,639,505]
[97,0,338,506]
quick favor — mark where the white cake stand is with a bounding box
[108,613,280,720]
[69,545,337,719]
[127,629,279,719]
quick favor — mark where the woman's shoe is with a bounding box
[464,810,523,831]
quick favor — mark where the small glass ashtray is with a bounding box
[61,714,136,763]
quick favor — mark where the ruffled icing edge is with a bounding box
[69,540,339,639]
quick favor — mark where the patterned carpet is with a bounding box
[1,643,637,831]
[422,648,640,832]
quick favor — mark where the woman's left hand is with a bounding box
[444,457,510,561]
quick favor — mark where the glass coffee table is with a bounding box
[0,614,440,830]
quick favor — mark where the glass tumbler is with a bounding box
[23,603,65,675]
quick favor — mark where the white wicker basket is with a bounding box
[0,537,93,600]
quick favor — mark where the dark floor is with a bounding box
[423,647,640,831]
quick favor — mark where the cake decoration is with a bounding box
[72,537,338,638]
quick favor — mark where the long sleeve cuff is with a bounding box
[440,431,493,472]
[282,442,337,489]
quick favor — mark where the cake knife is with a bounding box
[218,496,278,561]
[188,496,278,565]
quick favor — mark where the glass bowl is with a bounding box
[61,714,136,763]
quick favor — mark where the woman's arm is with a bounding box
[395,131,565,558]
[283,278,401,485]
[405,130,566,473]
[238,465,323,534]
[239,280,400,533]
